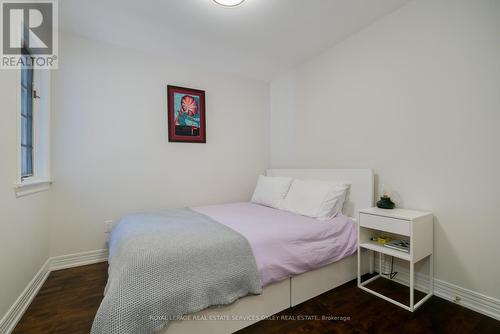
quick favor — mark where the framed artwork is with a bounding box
[167,85,206,143]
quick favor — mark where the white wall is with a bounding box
[49,33,270,256]
[0,71,51,318]
[271,0,500,299]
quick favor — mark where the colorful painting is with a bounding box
[167,85,206,143]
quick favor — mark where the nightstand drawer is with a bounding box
[359,213,410,236]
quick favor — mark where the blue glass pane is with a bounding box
[26,88,32,118]
[21,87,28,116]
[26,67,33,88]
[26,147,33,175]
[21,147,33,177]
[21,146,28,176]
[21,116,28,145]
[27,117,32,146]
[21,64,32,84]
[21,67,28,86]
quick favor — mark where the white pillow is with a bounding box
[251,175,293,209]
[282,179,349,220]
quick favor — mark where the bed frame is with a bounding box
[164,169,374,334]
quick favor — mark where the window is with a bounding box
[15,58,51,197]
[13,20,51,197]
[21,48,34,179]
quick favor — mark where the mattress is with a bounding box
[193,202,358,286]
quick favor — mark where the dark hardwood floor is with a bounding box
[13,262,500,334]
[13,263,108,334]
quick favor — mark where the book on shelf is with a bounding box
[383,240,410,253]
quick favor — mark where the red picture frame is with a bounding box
[167,85,206,143]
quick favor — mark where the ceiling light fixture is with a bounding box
[213,0,245,7]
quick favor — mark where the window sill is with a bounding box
[14,179,53,198]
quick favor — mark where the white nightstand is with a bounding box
[357,207,433,311]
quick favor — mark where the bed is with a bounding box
[194,202,358,287]
[94,169,374,334]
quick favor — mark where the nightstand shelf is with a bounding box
[359,241,411,261]
[357,207,434,312]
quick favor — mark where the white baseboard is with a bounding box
[0,249,108,334]
[0,259,50,334]
[434,278,500,321]
[374,262,500,321]
[50,249,108,271]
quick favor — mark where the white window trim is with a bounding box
[14,69,52,198]
[14,180,53,197]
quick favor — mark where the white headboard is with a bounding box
[266,169,374,218]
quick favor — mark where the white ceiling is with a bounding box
[60,0,411,81]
